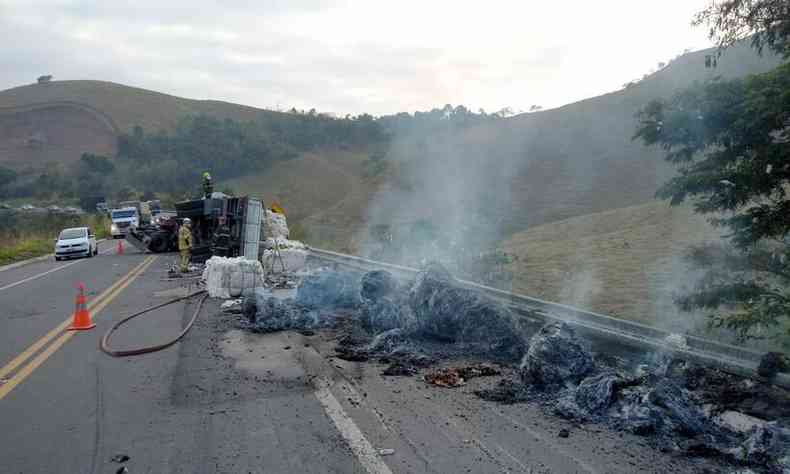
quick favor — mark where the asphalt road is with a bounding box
[0,243,723,473]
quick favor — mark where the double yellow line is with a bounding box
[0,255,158,400]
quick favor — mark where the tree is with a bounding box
[634,62,790,343]
[79,153,114,175]
[694,0,790,57]
[0,166,17,188]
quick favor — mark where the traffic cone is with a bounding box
[68,283,95,330]
[116,240,124,255]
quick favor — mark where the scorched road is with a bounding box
[0,243,718,473]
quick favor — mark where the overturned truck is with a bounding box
[125,196,263,263]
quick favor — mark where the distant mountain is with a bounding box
[0,80,286,167]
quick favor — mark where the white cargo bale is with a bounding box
[202,256,264,298]
[262,237,306,250]
[263,247,308,273]
[265,210,289,240]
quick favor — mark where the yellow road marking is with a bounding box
[0,256,157,399]
[0,256,153,381]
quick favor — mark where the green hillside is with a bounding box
[0,80,285,133]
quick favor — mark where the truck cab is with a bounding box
[110,207,139,238]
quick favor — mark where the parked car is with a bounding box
[54,227,98,261]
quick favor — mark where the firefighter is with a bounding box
[178,218,193,272]
[202,172,213,198]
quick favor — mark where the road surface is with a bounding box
[0,243,721,473]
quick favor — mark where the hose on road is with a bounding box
[100,289,208,357]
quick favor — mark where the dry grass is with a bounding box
[503,201,723,328]
[227,150,379,252]
[0,214,110,265]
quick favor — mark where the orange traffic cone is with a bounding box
[68,283,95,330]
[116,240,124,255]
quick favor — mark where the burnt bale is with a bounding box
[242,287,271,324]
[408,262,525,360]
[553,371,619,420]
[520,322,594,387]
[359,297,413,333]
[250,297,307,333]
[360,270,398,301]
[757,351,788,379]
[647,379,707,436]
[735,422,790,469]
[296,270,361,309]
[576,372,618,413]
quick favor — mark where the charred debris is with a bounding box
[233,261,790,472]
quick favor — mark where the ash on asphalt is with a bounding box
[232,261,790,473]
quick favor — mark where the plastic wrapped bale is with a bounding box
[647,379,707,436]
[408,262,525,360]
[296,270,361,309]
[263,247,308,273]
[202,256,264,298]
[265,209,289,240]
[361,270,398,301]
[520,322,594,387]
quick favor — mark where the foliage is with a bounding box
[678,242,790,343]
[376,104,503,137]
[0,166,17,192]
[114,113,389,198]
[695,0,790,57]
[634,61,790,343]
[634,63,790,249]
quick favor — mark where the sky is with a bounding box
[0,0,714,116]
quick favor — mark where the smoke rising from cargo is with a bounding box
[358,118,526,285]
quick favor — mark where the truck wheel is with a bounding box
[55,256,61,261]
[149,234,169,253]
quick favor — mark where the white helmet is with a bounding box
[182,218,191,225]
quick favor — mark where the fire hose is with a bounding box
[100,289,209,357]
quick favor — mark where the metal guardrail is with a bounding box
[308,247,790,389]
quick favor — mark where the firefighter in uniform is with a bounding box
[178,218,193,272]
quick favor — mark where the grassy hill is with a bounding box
[0,80,286,133]
[503,200,722,332]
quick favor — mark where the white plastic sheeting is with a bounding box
[203,256,265,298]
[261,210,307,273]
[263,247,308,273]
[265,210,289,240]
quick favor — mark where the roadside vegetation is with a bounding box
[635,0,790,347]
[0,212,110,265]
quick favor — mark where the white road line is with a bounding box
[0,245,116,292]
[314,379,393,474]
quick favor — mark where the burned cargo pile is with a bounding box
[477,321,790,472]
[336,262,527,364]
[242,270,361,333]
[240,262,526,362]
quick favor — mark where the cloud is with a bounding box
[0,0,713,115]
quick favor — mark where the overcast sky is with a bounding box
[0,0,713,116]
